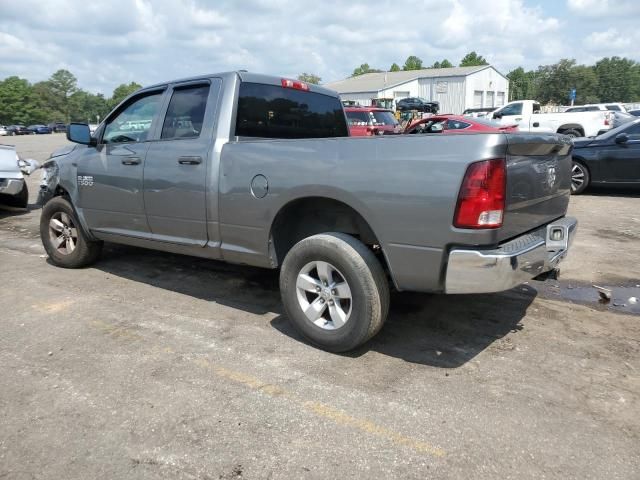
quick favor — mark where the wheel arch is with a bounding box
[268,195,390,273]
[557,124,585,136]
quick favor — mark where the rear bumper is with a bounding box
[0,178,25,196]
[445,217,577,294]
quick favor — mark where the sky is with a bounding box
[1,0,639,95]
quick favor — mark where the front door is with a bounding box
[76,90,165,237]
[602,123,640,182]
[143,80,220,246]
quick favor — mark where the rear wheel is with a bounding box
[561,129,582,138]
[571,161,590,194]
[40,196,103,268]
[280,232,389,352]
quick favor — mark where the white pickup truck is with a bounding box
[491,100,610,138]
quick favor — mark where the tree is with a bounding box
[402,56,423,71]
[389,63,401,72]
[109,82,142,108]
[297,73,321,84]
[431,59,454,69]
[459,51,488,67]
[0,76,36,124]
[351,63,381,76]
[47,69,79,121]
[69,90,109,123]
[594,57,640,102]
[507,67,537,101]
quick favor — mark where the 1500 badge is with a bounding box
[77,175,94,187]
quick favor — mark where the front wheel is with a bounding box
[561,129,582,138]
[280,232,389,352]
[571,161,590,194]
[40,196,103,268]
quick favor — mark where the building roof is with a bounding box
[324,65,499,94]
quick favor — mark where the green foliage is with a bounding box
[389,63,401,72]
[402,56,423,71]
[297,73,322,84]
[351,63,382,76]
[0,76,37,124]
[459,51,488,67]
[431,59,454,69]
[507,67,537,101]
[109,82,143,109]
[594,57,640,102]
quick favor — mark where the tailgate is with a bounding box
[500,133,573,242]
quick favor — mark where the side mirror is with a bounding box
[67,123,95,146]
[18,158,40,175]
[615,133,629,144]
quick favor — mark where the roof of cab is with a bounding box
[140,71,340,98]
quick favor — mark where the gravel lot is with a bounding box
[1,134,639,479]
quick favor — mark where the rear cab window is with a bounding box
[371,110,398,126]
[235,82,348,139]
[346,110,371,126]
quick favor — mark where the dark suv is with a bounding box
[48,122,67,133]
[396,97,439,114]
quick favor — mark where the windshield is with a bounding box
[469,117,503,127]
[371,111,398,126]
[595,118,640,139]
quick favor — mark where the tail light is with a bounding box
[281,78,310,91]
[454,159,506,229]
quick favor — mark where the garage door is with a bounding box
[473,91,483,108]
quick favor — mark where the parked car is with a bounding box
[462,107,497,118]
[570,118,640,194]
[628,109,640,117]
[6,125,31,136]
[344,106,401,136]
[39,71,576,352]
[0,125,7,136]
[564,103,627,113]
[405,114,518,134]
[395,97,439,114]
[0,144,39,208]
[27,124,52,135]
[491,100,611,137]
[48,122,67,133]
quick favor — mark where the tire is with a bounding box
[40,196,103,268]
[561,129,582,138]
[571,160,590,194]
[280,232,390,352]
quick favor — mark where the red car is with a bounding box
[345,107,401,136]
[405,114,519,134]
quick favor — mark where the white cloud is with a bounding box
[567,0,640,17]
[0,0,637,94]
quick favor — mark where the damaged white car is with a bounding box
[0,144,39,208]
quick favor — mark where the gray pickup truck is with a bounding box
[39,71,577,351]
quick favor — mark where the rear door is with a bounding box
[76,90,165,237]
[143,79,221,247]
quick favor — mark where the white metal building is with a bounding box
[324,65,509,114]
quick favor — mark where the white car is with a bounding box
[491,100,611,138]
[0,145,39,208]
[0,125,8,136]
[564,103,627,113]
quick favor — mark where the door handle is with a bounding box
[178,156,202,165]
[121,156,141,165]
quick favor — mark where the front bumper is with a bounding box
[0,177,25,196]
[445,217,577,294]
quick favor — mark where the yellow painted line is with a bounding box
[90,320,445,457]
[34,299,75,313]
[193,357,445,457]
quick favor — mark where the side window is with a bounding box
[161,84,210,139]
[606,105,621,112]
[626,123,640,140]
[500,102,523,116]
[447,120,471,130]
[235,82,348,139]
[103,92,162,144]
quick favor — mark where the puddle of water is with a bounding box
[535,282,640,315]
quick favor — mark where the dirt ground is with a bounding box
[1,134,639,479]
